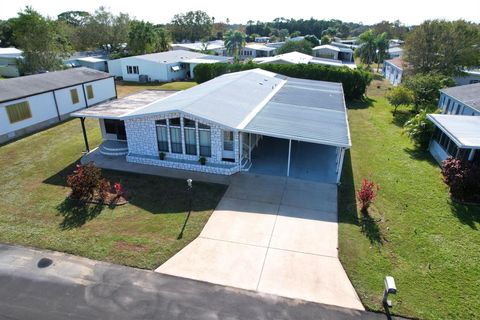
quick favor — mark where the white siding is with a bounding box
[0,93,57,135]
[55,85,87,115]
[107,59,123,78]
[83,77,116,106]
[108,57,171,82]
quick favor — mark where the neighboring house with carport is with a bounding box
[73,69,351,184]
[0,67,116,144]
[382,57,404,86]
[252,51,356,69]
[239,44,277,60]
[428,82,480,164]
[171,40,227,56]
[0,48,22,78]
[107,50,232,82]
[312,45,354,62]
[387,46,404,58]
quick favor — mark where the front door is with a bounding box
[222,131,235,160]
[104,119,127,141]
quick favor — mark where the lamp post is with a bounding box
[178,179,193,240]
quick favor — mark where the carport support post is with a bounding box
[336,148,345,184]
[80,117,90,153]
[287,139,292,177]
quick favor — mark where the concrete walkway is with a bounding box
[156,173,364,310]
[0,243,391,320]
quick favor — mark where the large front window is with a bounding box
[156,119,168,152]
[199,123,211,157]
[169,118,182,154]
[184,119,197,155]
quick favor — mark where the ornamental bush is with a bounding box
[403,109,436,149]
[67,163,102,200]
[441,157,480,202]
[357,179,380,212]
[193,62,373,100]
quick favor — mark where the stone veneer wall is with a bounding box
[124,112,241,175]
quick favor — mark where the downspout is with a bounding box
[51,91,61,121]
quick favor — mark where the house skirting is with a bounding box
[126,154,240,175]
[0,116,60,144]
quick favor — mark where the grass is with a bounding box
[0,81,226,269]
[339,79,480,319]
[115,80,197,97]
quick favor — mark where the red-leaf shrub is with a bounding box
[441,157,480,202]
[113,182,124,197]
[67,163,102,200]
[357,179,380,211]
[98,179,111,201]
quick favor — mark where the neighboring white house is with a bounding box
[73,69,351,184]
[107,50,232,82]
[454,69,480,86]
[254,36,270,43]
[0,67,116,144]
[312,45,354,62]
[383,57,404,86]
[239,43,277,60]
[252,51,356,69]
[0,48,22,78]
[64,51,109,72]
[428,82,480,164]
[171,40,227,56]
[387,46,404,58]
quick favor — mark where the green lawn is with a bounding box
[116,80,197,97]
[0,82,225,270]
[339,79,480,319]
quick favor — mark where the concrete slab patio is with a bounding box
[156,173,364,310]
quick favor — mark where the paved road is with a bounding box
[0,243,390,320]
[157,173,363,310]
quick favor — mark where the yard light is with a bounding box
[383,276,397,308]
[178,179,193,240]
[187,178,193,190]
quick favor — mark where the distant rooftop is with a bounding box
[120,50,229,64]
[441,82,480,112]
[0,67,111,103]
[385,57,404,69]
[428,114,480,148]
[245,43,276,51]
[172,41,225,51]
[313,45,353,53]
[0,47,22,57]
[72,90,176,119]
[252,51,356,69]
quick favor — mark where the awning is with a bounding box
[427,114,480,148]
[171,65,181,71]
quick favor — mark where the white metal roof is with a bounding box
[76,56,107,63]
[428,114,480,148]
[253,52,313,64]
[124,69,351,148]
[245,43,276,51]
[0,47,22,58]
[313,45,353,53]
[172,41,225,51]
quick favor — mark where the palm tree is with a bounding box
[224,30,245,60]
[375,32,389,72]
[356,29,377,66]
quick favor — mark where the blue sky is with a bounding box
[1,0,479,25]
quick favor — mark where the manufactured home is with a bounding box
[0,68,116,143]
[428,82,480,164]
[107,50,232,82]
[0,48,22,78]
[73,69,351,184]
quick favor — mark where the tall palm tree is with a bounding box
[224,30,246,60]
[375,32,389,72]
[356,29,377,66]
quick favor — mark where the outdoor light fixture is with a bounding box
[383,276,397,308]
[187,179,192,189]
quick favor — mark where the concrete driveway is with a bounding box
[156,174,363,310]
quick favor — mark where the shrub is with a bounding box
[113,182,124,197]
[403,74,454,111]
[403,109,436,149]
[386,86,414,115]
[193,62,373,100]
[442,157,480,202]
[199,157,207,165]
[98,179,111,201]
[67,163,102,200]
[357,179,380,212]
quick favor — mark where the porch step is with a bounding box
[99,140,128,156]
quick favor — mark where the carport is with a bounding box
[240,78,351,184]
